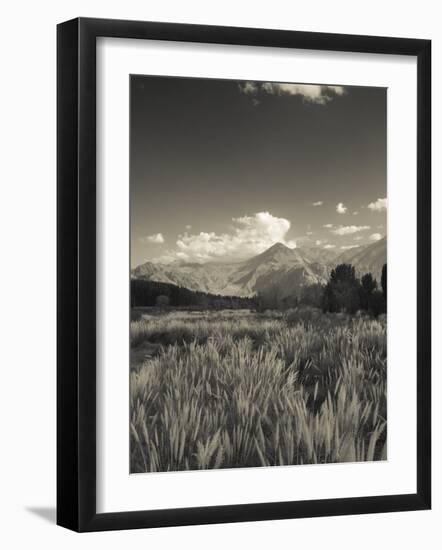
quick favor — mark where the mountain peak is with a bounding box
[252,242,296,261]
[244,242,298,267]
[264,242,291,253]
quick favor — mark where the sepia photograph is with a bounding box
[129,75,387,474]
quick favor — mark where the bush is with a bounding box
[285,306,322,326]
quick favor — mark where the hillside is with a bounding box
[132,239,387,297]
[336,237,386,281]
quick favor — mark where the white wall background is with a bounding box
[0,0,439,548]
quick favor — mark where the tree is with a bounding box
[362,273,377,294]
[330,263,357,285]
[323,263,361,314]
[381,264,387,301]
[322,282,336,313]
[359,273,377,310]
[368,289,385,317]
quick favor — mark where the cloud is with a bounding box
[160,211,293,263]
[353,211,359,215]
[368,197,387,212]
[324,244,336,249]
[340,245,359,250]
[336,202,348,214]
[369,233,383,242]
[239,81,259,95]
[185,225,192,230]
[354,235,364,241]
[331,225,370,236]
[323,223,334,229]
[312,201,323,206]
[315,240,324,246]
[306,231,314,236]
[141,232,165,244]
[239,81,345,105]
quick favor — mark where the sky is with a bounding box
[130,75,386,267]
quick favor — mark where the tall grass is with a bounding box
[130,310,386,472]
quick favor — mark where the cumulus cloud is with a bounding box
[239,81,345,105]
[336,202,348,214]
[353,211,359,215]
[185,225,192,230]
[323,223,334,229]
[141,232,165,244]
[341,245,359,250]
[331,225,370,236]
[324,244,336,249]
[312,201,323,206]
[369,233,383,242]
[160,211,293,263]
[368,197,387,212]
[239,81,259,95]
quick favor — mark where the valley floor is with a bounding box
[130,308,387,473]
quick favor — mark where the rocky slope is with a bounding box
[335,237,386,281]
[132,238,386,297]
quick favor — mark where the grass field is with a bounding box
[130,308,387,473]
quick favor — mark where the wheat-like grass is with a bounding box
[130,311,387,472]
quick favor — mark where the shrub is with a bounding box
[284,306,322,326]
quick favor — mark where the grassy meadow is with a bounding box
[130,308,387,473]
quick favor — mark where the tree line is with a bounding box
[132,263,387,316]
[131,278,255,309]
[257,263,387,316]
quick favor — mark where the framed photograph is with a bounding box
[57,17,431,532]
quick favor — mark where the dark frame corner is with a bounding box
[57,17,431,532]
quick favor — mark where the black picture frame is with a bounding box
[57,17,431,532]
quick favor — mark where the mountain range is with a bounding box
[132,237,386,298]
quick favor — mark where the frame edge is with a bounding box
[57,17,80,531]
[416,39,431,510]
